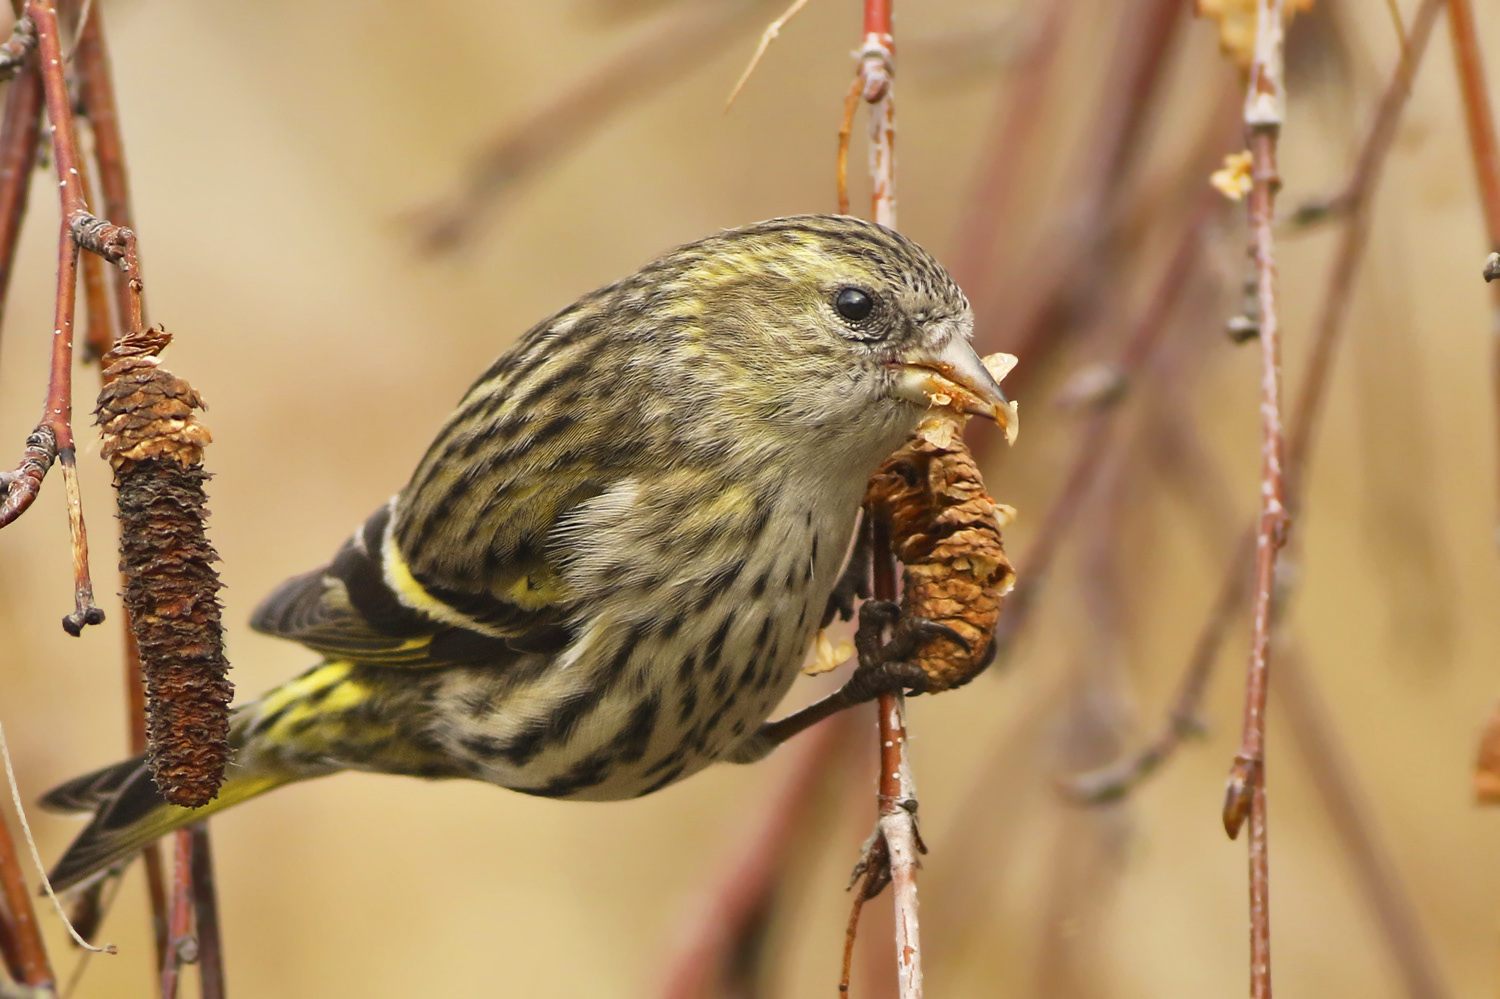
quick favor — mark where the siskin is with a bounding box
[43,214,1012,891]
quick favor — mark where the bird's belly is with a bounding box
[426,506,853,800]
[428,609,818,800]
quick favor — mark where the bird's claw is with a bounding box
[845,601,969,700]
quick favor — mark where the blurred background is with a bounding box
[1,0,1498,995]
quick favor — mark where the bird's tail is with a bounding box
[41,751,292,894]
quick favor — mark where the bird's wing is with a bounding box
[250,501,576,667]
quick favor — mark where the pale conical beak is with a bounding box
[893,338,1019,444]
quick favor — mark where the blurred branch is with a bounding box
[974,0,1185,373]
[0,807,52,993]
[992,192,1215,659]
[189,825,224,999]
[1274,645,1451,999]
[948,0,1070,290]
[0,53,40,344]
[660,718,853,999]
[1069,0,1447,807]
[408,0,762,254]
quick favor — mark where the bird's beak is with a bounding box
[893,337,1019,444]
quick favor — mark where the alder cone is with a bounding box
[866,416,1014,692]
[97,327,231,809]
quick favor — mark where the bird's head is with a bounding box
[639,215,1014,459]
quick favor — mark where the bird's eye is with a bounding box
[834,287,875,322]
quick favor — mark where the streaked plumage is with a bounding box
[43,214,1009,891]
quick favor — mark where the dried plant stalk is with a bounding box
[96,327,230,808]
[866,415,1015,692]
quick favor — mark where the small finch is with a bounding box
[43,215,1011,891]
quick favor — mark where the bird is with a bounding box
[42,214,1012,893]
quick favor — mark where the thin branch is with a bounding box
[189,825,224,999]
[407,1,761,254]
[1222,10,1289,999]
[1070,0,1447,806]
[158,830,195,999]
[0,719,112,958]
[724,0,810,111]
[0,15,33,80]
[0,807,51,992]
[845,3,923,994]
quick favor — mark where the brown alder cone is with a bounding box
[865,415,1015,692]
[97,326,231,808]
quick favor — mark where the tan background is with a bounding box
[2,1,1498,996]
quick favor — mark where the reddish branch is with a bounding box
[1072,0,1447,806]
[1222,8,1289,999]
[0,804,53,991]
[158,829,196,999]
[0,53,39,334]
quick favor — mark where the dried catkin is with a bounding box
[865,416,1015,692]
[96,326,231,808]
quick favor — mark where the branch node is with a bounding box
[0,425,57,529]
[67,209,132,269]
[0,15,35,81]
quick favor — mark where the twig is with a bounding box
[157,830,195,999]
[1111,389,1453,998]
[0,0,116,631]
[0,15,33,80]
[1221,9,1288,999]
[724,0,810,111]
[407,1,761,254]
[1070,0,1447,806]
[77,158,115,363]
[188,826,224,999]
[0,798,51,992]
[843,4,923,995]
[0,427,53,529]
